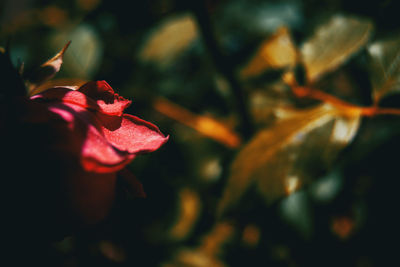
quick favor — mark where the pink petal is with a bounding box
[81,122,136,173]
[32,81,168,173]
[31,82,131,116]
[78,81,131,116]
[45,102,135,173]
[100,113,169,154]
[31,87,104,112]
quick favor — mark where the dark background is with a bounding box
[1,0,400,266]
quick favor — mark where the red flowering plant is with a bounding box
[0,44,168,242]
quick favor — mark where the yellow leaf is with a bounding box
[169,188,201,241]
[139,14,198,68]
[29,78,88,96]
[218,104,360,214]
[367,37,400,104]
[301,15,373,83]
[163,222,233,267]
[240,27,297,79]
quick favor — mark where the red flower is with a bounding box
[29,80,168,224]
[1,46,168,250]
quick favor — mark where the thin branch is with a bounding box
[292,86,400,117]
[190,1,254,139]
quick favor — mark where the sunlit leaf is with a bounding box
[26,41,70,94]
[29,77,88,96]
[240,27,296,79]
[139,14,198,68]
[163,249,226,267]
[154,97,241,148]
[301,15,373,82]
[367,37,400,103]
[200,222,234,256]
[218,104,360,214]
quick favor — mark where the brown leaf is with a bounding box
[367,37,400,104]
[99,241,126,263]
[27,41,70,94]
[154,97,241,148]
[242,224,261,247]
[301,15,373,83]
[218,104,360,214]
[331,216,355,240]
[162,222,233,267]
[240,27,297,79]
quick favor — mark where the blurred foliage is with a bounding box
[368,36,400,103]
[2,0,400,266]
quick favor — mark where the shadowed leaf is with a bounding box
[368,37,400,104]
[301,15,373,82]
[26,41,70,94]
[218,104,360,214]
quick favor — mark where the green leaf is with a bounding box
[218,104,360,215]
[50,24,103,79]
[301,15,373,83]
[367,37,400,104]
